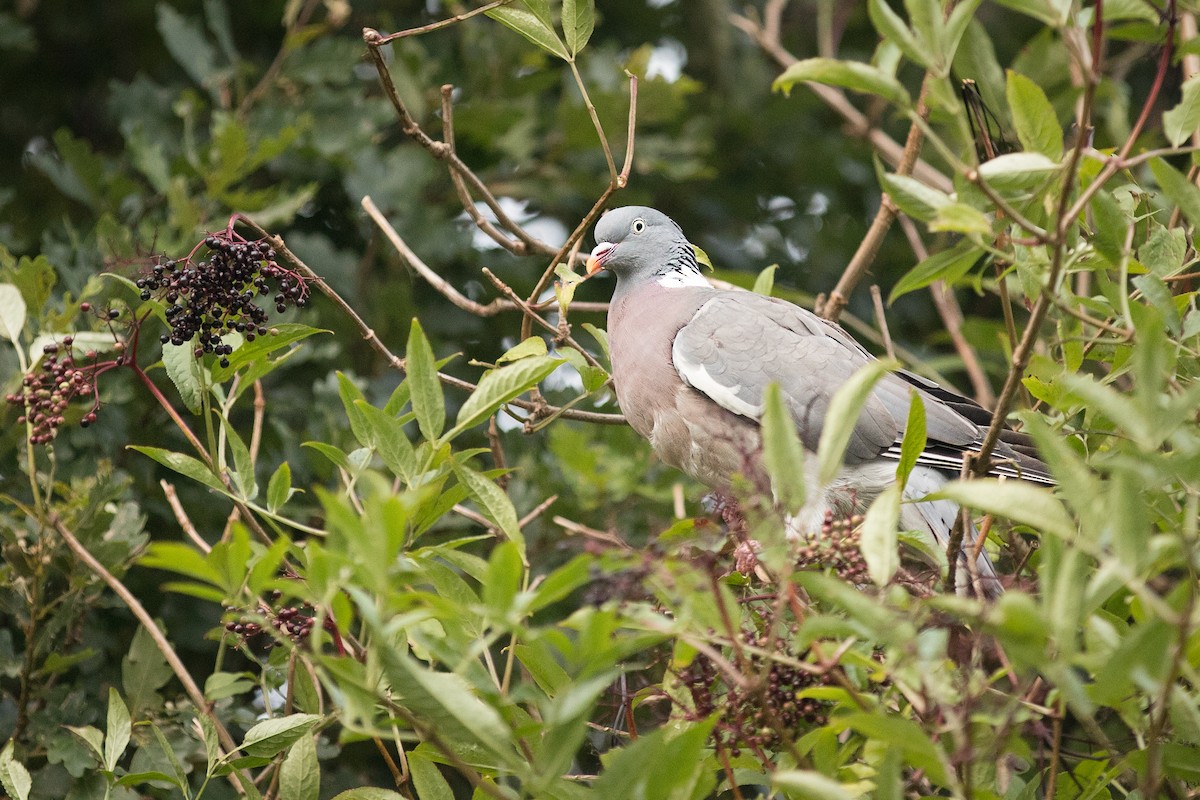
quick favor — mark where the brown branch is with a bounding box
[376,0,512,42]
[820,81,932,322]
[728,10,951,193]
[50,515,248,792]
[480,268,607,371]
[896,214,996,407]
[238,218,626,426]
[161,480,212,553]
[869,285,895,360]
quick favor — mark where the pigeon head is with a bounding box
[586,206,702,287]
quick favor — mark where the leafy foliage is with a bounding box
[2,1,1200,799]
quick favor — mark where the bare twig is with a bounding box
[869,285,895,360]
[375,0,511,42]
[161,480,212,553]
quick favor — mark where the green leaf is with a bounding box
[772,770,855,800]
[121,625,173,716]
[498,335,547,363]
[445,354,563,440]
[205,671,256,701]
[868,0,925,68]
[832,712,951,786]
[0,283,27,343]
[302,441,353,472]
[452,461,525,562]
[860,483,901,586]
[104,688,131,771]
[896,392,926,485]
[562,0,595,57]
[0,741,32,800]
[927,479,1075,540]
[239,713,322,758]
[773,57,911,107]
[889,239,982,303]
[929,202,993,235]
[752,264,779,296]
[330,789,407,800]
[267,461,293,513]
[977,151,1060,189]
[354,400,417,482]
[280,733,320,800]
[209,324,328,383]
[486,2,570,60]
[1164,74,1200,147]
[156,3,220,88]
[1005,70,1063,160]
[151,723,191,789]
[406,319,445,441]
[336,372,371,449]
[880,170,951,221]
[816,360,897,486]
[218,414,257,499]
[162,342,205,414]
[128,446,226,493]
[408,751,455,800]
[761,383,807,514]
[1150,157,1200,229]
[65,725,105,765]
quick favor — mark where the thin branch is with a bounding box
[238,217,626,425]
[161,480,212,553]
[51,515,248,791]
[820,80,932,322]
[376,0,512,42]
[480,267,606,371]
[728,10,951,193]
[869,285,895,361]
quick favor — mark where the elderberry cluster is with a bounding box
[138,235,306,368]
[225,596,319,647]
[6,338,101,444]
[679,632,831,757]
[794,511,869,585]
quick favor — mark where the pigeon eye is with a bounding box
[632,218,646,234]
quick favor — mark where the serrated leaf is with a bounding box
[0,741,32,800]
[926,479,1075,540]
[129,446,226,493]
[266,461,292,513]
[1164,75,1200,147]
[104,688,131,771]
[752,264,778,296]
[445,354,563,440]
[1150,157,1200,229]
[406,319,444,441]
[816,360,897,486]
[761,383,807,514]
[1006,70,1062,160]
[562,0,594,57]
[156,3,220,88]
[122,625,172,716]
[354,400,417,481]
[280,733,320,800]
[240,714,321,758]
[452,462,525,563]
[150,723,191,788]
[889,239,981,303]
[66,725,105,765]
[487,2,569,60]
[0,283,27,343]
[977,151,1060,189]
[162,342,205,414]
[774,57,911,107]
[861,484,901,587]
[880,170,951,221]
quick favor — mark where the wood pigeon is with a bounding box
[585,206,1052,597]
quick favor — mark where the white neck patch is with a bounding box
[655,267,710,288]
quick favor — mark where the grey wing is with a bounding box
[671,292,900,463]
[671,291,986,467]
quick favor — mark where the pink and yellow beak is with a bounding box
[586,242,613,277]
